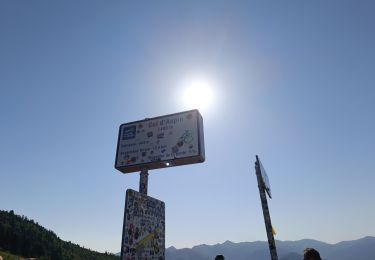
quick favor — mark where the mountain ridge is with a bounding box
[166,236,375,260]
[2,209,373,260]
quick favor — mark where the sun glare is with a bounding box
[182,78,214,111]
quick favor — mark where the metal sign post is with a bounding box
[139,168,149,195]
[115,110,206,260]
[255,155,278,260]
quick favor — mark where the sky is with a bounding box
[1,0,375,254]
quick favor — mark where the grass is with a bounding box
[0,249,22,260]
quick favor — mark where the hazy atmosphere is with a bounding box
[1,0,374,254]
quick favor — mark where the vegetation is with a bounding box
[0,249,21,260]
[0,210,118,260]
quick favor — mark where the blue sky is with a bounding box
[1,0,375,253]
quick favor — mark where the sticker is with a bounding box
[181,130,193,143]
[123,126,136,140]
[122,190,165,259]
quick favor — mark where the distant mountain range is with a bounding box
[165,236,375,260]
[2,209,373,260]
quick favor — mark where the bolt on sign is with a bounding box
[115,109,205,173]
[121,189,165,260]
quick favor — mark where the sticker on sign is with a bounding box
[115,109,205,174]
[121,189,165,259]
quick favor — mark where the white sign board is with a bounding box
[115,109,205,173]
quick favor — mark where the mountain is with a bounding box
[0,210,118,260]
[3,209,373,260]
[166,237,375,260]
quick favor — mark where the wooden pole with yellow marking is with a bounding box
[255,155,278,260]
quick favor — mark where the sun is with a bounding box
[182,77,214,111]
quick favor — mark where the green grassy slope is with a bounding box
[0,249,22,260]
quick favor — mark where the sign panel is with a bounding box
[121,189,165,260]
[115,109,205,174]
[257,156,272,198]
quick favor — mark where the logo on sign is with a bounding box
[122,126,136,140]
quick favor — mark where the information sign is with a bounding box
[115,109,205,174]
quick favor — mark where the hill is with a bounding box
[0,249,20,260]
[0,210,118,260]
[166,236,375,260]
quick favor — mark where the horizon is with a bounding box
[1,0,374,253]
[2,208,374,253]
[167,235,375,250]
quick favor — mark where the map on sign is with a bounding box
[115,109,205,173]
[121,189,165,260]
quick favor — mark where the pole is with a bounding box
[139,168,149,195]
[255,157,278,260]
